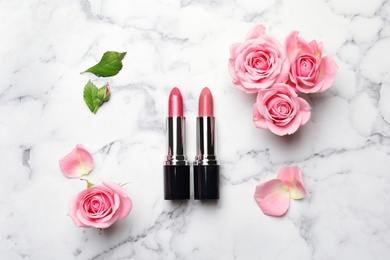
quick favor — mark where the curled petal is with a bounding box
[253,103,268,129]
[254,179,290,216]
[59,144,93,178]
[266,112,302,136]
[285,31,301,62]
[285,31,315,61]
[299,99,311,125]
[314,56,338,93]
[277,166,306,200]
[68,193,89,227]
[245,24,266,40]
[103,181,133,220]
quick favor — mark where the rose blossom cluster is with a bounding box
[229,24,338,136]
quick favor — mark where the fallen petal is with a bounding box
[59,144,93,178]
[277,166,306,200]
[254,179,290,216]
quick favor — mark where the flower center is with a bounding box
[265,94,296,124]
[273,101,291,117]
[245,51,273,78]
[91,200,101,211]
[82,192,113,218]
[279,104,288,114]
[297,55,317,77]
[253,56,268,70]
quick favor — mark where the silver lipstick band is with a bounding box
[165,117,189,166]
[194,116,218,166]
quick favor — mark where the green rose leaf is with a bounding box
[83,80,110,114]
[81,51,126,77]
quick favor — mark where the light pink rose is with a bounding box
[69,181,132,228]
[285,31,338,93]
[228,24,289,93]
[253,83,311,136]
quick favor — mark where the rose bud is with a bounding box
[97,84,110,102]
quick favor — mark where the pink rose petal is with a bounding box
[59,144,93,178]
[254,179,290,216]
[103,181,133,220]
[245,24,266,40]
[266,112,303,136]
[68,193,89,227]
[314,56,338,93]
[253,103,268,129]
[299,99,311,125]
[277,166,306,200]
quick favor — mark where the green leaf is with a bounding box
[81,51,126,77]
[83,80,104,114]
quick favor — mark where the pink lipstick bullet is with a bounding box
[164,87,190,200]
[194,87,220,200]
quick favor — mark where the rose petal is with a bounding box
[314,56,338,92]
[285,31,301,62]
[59,144,93,178]
[245,24,266,40]
[277,166,306,200]
[103,181,133,220]
[253,103,268,129]
[254,179,290,216]
[265,113,301,136]
[68,193,89,228]
[309,40,323,59]
[240,77,275,92]
[290,32,315,57]
[299,98,311,125]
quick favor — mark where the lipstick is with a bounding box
[194,87,220,200]
[164,87,190,200]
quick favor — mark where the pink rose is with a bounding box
[69,181,132,228]
[253,83,311,136]
[285,31,338,93]
[228,24,289,93]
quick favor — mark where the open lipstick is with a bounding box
[164,87,190,200]
[194,87,220,200]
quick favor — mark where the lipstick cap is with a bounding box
[164,165,190,200]
[194,165,219,200]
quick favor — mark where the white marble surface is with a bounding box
[1,0,390,259]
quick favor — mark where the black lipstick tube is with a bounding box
[164,117,190,200]
[194,117,220,200]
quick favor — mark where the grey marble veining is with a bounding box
[1,0,390,259]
